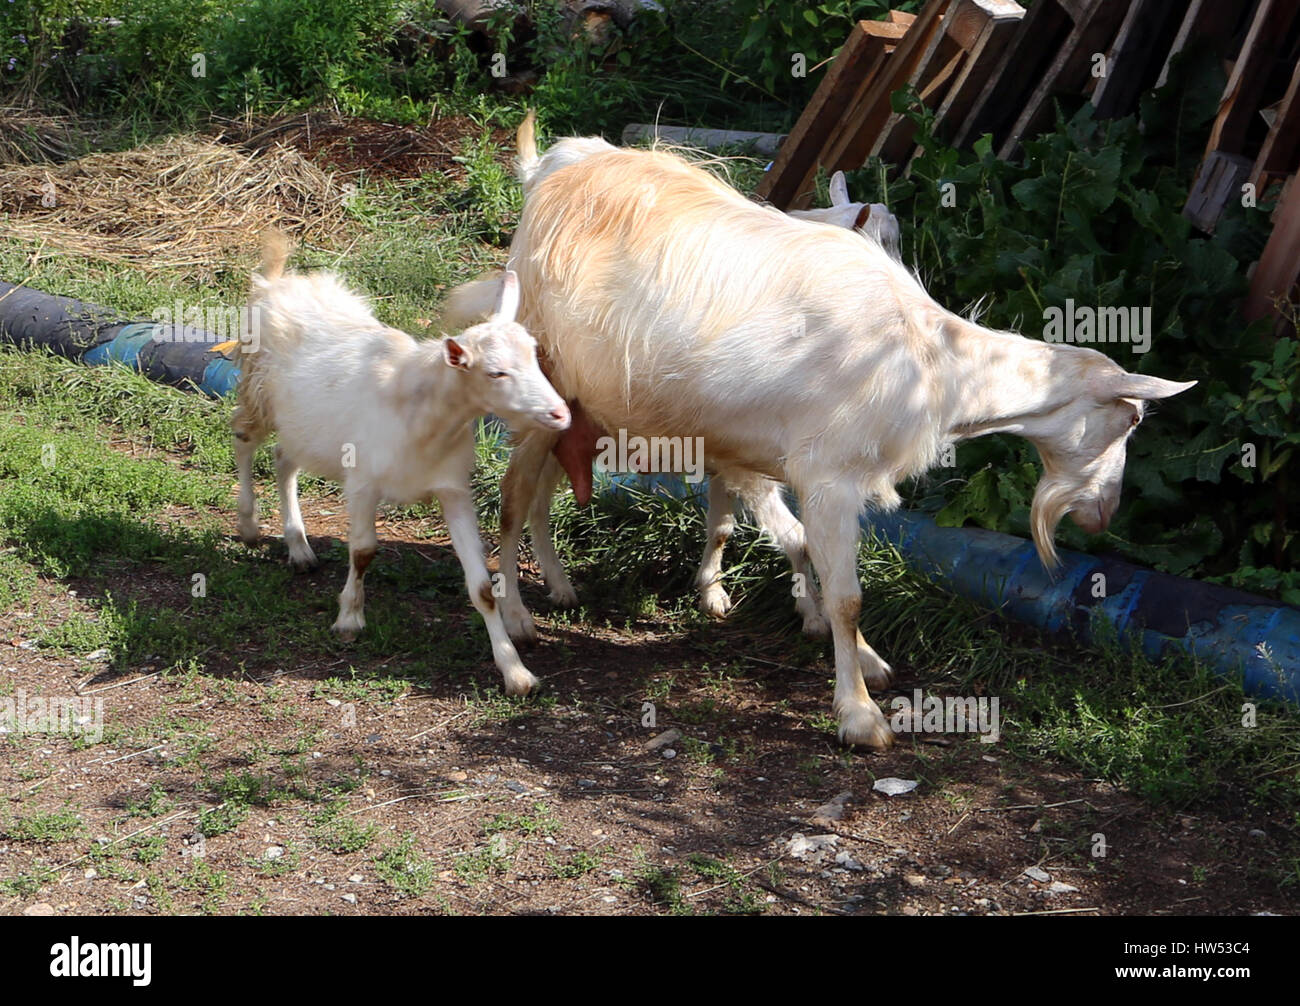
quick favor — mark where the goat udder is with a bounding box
[552,399,604,505]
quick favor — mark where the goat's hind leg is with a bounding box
[498,430,562,643]
[696,476,736,617]
[333,484,379,642]
[232,420,264,545]
[744,482,830,638]
[275,444,318,570]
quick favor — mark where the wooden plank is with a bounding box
[786,41,898,208]
[1183,150,1253,233]
[756,19,907,208]
[1244,171,1300,321]
[1091,0,1184,119]
[951,0,1075,150]
[887,10,918,26]
[1252,56,1300,194]
[1156,0,1253,90]
[995,0,1133,160]
[871,2,1026,165]
[1203,0,1300,159]
[817,0,952,176]
[929,1,1024,145]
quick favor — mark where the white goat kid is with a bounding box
[448,145,1195,749]
[232,237,570,696]
[786,170,902,262]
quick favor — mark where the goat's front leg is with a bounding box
[696,477,736,617]
[498,430,562,643]
[799,486,894,750]
[437,486,539,696]
[333,483,379,642]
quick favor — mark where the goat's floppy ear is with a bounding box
[492,270,521,323]
[1108,373,1197,400]
[829,171,850,207]
[443,337,472,370]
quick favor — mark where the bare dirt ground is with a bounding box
[1,491,1293,917]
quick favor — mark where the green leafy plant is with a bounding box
[848,68,1295,598]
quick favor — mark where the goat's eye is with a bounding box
[488,371,509,380]
[1130,413,1142,428]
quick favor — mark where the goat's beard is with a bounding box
[1030,476,1076,570]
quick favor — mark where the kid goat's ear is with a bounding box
[443,337,472,370]
[492,270,521,323]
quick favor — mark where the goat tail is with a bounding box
[439,274,504,331]
[515,109,539,185]
[258,229,293,282]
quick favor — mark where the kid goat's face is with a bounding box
[442,271,570,433]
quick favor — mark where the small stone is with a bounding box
[1023,866,1051,883]
[577,778,597,788]
[834,851,865,871]
[900,904,920,916]
[83,868,97,880]
[1047,881,1078,895]
[873,777,919,796]
[325,698,341,707]
[811,792,853,825]
[1248,829,1267,839]
[505,780,528,794]
[661,749,677,759]
[903,874,927,888]
[22,903,55,916]
[265,846,284,860]
[645,729,681,751]
[349,874,364,883]
[786,833,838,859]
[448,771,468,782]
[85,648,110,661]
[340,893,357,904]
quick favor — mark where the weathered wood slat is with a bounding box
[1244,170,1300,321]
[995,0,1132,159]
[1091,0,1184,119]
[816,0,951,176]
[756,19,907,208]
[1251,57,1300,195]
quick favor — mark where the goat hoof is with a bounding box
[860,656,894,691]
[547,583,578,608]
[837,701,894,751]
[332,619,363,643]
[238,519,261,545]
[502,666,540,697]
[504,607,539,645]
[699,586,732,618]
[801,611,830,637]
[290,551,319,572]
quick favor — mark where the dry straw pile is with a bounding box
[0,136,352,273]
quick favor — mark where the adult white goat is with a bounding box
[446,144,1196,749]
[443,117,902,634]
[232,235,570,696]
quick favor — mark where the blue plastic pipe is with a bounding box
[607,474,1300,704]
